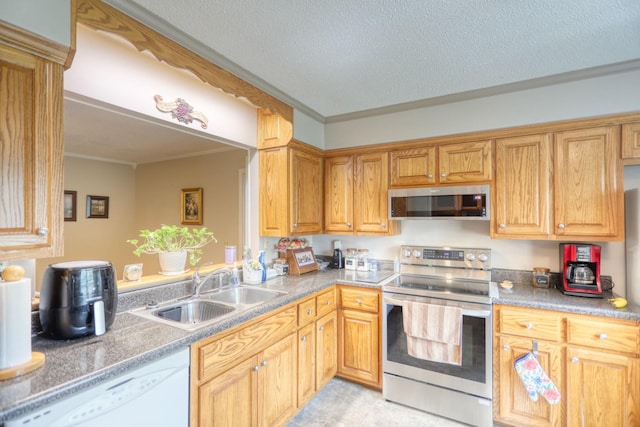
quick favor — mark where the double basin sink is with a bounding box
[133,286,287,330]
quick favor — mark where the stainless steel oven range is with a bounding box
[382,246,497,427]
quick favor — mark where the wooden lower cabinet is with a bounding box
[337,286,381,388]
[316,311,338,389]
[297,322,316,406]
[494,304,640,427]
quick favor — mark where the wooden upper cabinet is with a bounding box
[353,152,391,234]
[290,148,323,235]
[554,126,623,240]
[324,156,354,233]
[0,45,64,260]
[622,122,640,165]
[438,140,492,184]
[259,143,323,237]
[389,147,436,186]
[493,134,552,239]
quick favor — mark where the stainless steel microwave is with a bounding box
[388,185,490,220]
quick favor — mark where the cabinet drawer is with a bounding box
[567,316,640,355]
[195,306,297,382]
[316,288,336,317]
[340,287,380,313]
[498,306,563,342]
[298,298,316,326]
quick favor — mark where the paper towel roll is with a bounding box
[0,278,32,369]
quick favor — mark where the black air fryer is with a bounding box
[39,261,118,339]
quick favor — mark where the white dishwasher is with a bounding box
[6,348,190,427]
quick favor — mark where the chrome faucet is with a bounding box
[191,263,233,298]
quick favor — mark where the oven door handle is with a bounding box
[384,297,491,319]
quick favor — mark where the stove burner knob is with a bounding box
[413,250,422,258]
[403,249,412,258]
[478,253,489,263]
[466,252,476,262]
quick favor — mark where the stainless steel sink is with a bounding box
[210,286,285,305]
[132,299,236,330]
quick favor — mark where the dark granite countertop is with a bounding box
[2,267,638,422]
[0,268,390,422]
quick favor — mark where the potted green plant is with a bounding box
[127,224,217,274]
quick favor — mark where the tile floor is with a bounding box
[286,377,467,427]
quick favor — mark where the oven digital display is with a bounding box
[423,249,465,261]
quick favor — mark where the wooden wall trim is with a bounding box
[0,20,71,65]
[76,0,293,122]
[325,111,640,157]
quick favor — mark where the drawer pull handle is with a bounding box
[301,335,307,342]
[503,345,510,350]
[307,309,313,315]
[253,365,260,372]
[356,298,362,304]
[599,333,608,340]
[261,360,268,367]
[526,323,533,329]
[427,173,433,179]
[319,326,324,331]
[326,300,331,305]
[571,357,579,364]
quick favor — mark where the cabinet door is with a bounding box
[338,308,380,387]
[495,336,563,427]
[316,310,338,389]
[259,147,289,236]
[0,45,64,259]
[258,333,297,427]
[438,140,492,184]
[354,152,390,234]
[290,149,323,235]
[196,356,258,427]
[493,134,552,238]
[389,147,437,187]
[554,126,623,240]
[622,122,640,162]
[566,347,640,427]
[297,322,316,407]
[324,156,354,233]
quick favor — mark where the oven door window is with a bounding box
[386,304,486,383]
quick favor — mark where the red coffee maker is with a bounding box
[559,243,602,297]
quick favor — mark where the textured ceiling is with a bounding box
[105,0,640,121]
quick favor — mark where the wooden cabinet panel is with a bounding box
[340,287,379,313]
[622,122,640,162]
[497,306,563,342]
[566,316,639,355]
[259,147,289,237]
[289,148,323,235]
[338,309,380,386]
[316,310,338,390]
[324,155,354,233]
[554,126,623,240]
[493,134,552,238]
[389,147,436,186]
[296,322,316,407]
[0,45,64,259]
[438,140,492,184]
[566,347,640,427]
[316,288,336,318]
[495,336,563,427]
[258,333,297,427]
[297,298,316,327]
[354,152,390,234]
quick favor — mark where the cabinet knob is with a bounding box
[307,309,313,315]
[526,323,533,329]
[38,227,49,236]
[499,223,506,229]
[558,223,565,229]
[599,333,608,340]
[441,173,447,177]
[571,357,579,364]
[347,223,352,228]
[301,335,307,342]
[293,223,298,228]
[253,365,260,372]
[326,300,331,305]
[427,173,433,179]
[356,298,362,304]
[319,325,324,331]
[503,345,510,350]
[261,360,268,367]
[381,223,386,228]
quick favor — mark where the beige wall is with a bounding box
[35,150,246,287]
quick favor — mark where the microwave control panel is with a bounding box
[400,246,491,270]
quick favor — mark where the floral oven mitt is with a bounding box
[514,352,561,404]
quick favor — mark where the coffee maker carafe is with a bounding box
[559,243,602,297]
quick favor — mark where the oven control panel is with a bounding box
[400,246,491,270]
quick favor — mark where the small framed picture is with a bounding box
[64,191,77,221]
[86,195,109,219]
[287,247,319,275]
[181,188,203,225]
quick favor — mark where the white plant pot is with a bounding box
[158,251,188,275]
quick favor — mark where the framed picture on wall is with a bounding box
[86,195,109,218]
[181,188,203,225]
[64,191,77,221]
